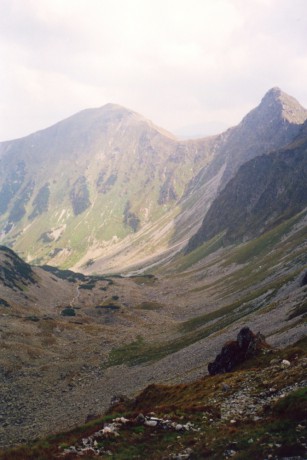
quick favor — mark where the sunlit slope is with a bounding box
[0,88,306,271]
[0,104,217,268]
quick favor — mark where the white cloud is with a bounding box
[0,0,307,140]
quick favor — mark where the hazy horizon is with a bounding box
[1,0,307,141]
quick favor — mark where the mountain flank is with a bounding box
[0,245,36,291]
[0,88,306,272]
[187,120,307,251]
[0,88,306,454]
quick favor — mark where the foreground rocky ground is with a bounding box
[0,222,306,449]
[0,335,306,459]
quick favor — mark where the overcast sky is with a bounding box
[1,0,307,141]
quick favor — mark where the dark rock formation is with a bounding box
[29,182,50,220]
[158,177,178,205]
[0,245,37,290]
[301,271,307,287]
[123,200,140,232]
[70,176,91,215]
[0,161,26,215]
[208,327,268,375]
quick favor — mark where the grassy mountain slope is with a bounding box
[0,104,207,268]
[0,88,306,453]
[0,89,306,272]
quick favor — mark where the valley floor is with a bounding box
[0,214,306,449]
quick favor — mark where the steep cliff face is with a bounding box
[187,121,307,251]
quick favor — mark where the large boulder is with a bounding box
[208,327,268,375]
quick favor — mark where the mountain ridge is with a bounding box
[1,88,307,456]
[0,88,306,272]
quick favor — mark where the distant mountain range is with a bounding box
[0,87,306,272]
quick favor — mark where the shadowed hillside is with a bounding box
[187,121,307,252]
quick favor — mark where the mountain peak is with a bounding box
[260,87,307,124]
[79,103,176,140]
[99,103,135,116]
[263,86,283,98]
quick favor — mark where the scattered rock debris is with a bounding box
[59,414,198,457]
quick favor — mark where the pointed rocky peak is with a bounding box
[261,87,307,124]
[252,87,307,125]
[261,86,284,101]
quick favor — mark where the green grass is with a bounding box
[104,303,246,368]
[287,298,307,320]
[224,212,305,266]
[104,261,304,369]
[274,387,307,420]
[182,271,299,334]
[175,234,224,272]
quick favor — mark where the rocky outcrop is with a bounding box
[70,176,91,216]
[301,271,307,287]
[208,327,268,375]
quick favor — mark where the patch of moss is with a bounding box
[136,301,162,311]
[25,315,40,322]
[273,387,307,421]
[61,307,76,317]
